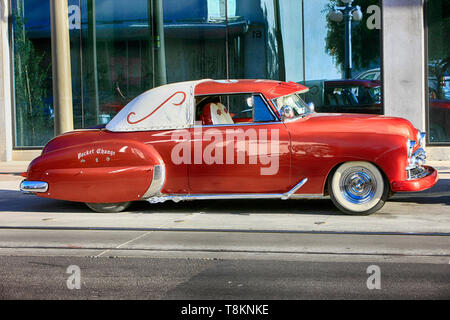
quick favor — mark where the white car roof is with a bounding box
[106,80,209,132]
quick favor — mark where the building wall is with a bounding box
[0,0,12,161]
[383,0,426,130]
[383,0,449,160]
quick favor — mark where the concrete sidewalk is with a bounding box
[0,161,30,175]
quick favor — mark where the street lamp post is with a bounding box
[329,0,363,79]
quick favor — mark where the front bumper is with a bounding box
[20,180,48,194]
[391,166,438,192]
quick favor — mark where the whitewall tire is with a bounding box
[329,161,389,215]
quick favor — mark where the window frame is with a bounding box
[424,0,450,146]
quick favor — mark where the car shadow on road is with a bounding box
[0,189,88,213]
[389,195,450,205]
[0,188,341,216]
[130,198,342,216]
[389,177,450,205]
[1,175,448,215]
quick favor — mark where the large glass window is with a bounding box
[12,0,154,147]
[164,0,227,82]
[12,0,382,147]
[86,0,153,127]
[427,0,450,144]
[301,0,382,115]
[227,0,383,113]
[12,0,54,147]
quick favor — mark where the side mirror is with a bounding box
[280,105,294,120]
[307,102,315,112]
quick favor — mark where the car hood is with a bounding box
[289,113,418,139]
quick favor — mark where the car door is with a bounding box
[188,93,291,194]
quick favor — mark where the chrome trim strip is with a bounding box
[147,178,315,203]
[407,166,430,180]
[281,178,308,200]
[192,121,282,129]
[418,132,426,147]
[412,147,426,158]
[406,147,427,179]
[20,180,48,194]
[147,192,324,204]
[290,194,328,199]
[142,164,166,199]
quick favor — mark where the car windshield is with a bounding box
[272,93,313,120]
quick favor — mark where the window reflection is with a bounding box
[12,0,384,147]
[12,0,54,147]
[427,0,450,143]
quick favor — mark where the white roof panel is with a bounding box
[106,80,208,132]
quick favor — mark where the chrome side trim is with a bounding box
[192,121,281,129]
[281,178,308,200]
[290,194,328,199]
[147,178,317,203]
[147,193,324,204]
[20,180,48,194]
[142,164,166,199]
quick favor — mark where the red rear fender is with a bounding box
[28,138,164,203]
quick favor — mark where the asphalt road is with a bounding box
[0,247,449,300]
[0,229,449,300]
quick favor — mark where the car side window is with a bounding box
[253,95,276,122]
[195,94,276,126]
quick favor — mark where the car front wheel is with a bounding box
[85,202,131,213]
[329,161,389,215]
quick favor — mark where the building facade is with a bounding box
[0,0,449,161]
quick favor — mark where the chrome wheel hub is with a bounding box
[340,167,377,204]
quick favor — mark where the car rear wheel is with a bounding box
[85,202,131,213]
[329,161,389,215]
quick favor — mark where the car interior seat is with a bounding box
[201,103,234,125]
[327,94,338,106]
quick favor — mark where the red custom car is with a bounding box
[21,80,438,215]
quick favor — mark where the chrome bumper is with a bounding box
[406,147,428,180]
[20,180,48,194]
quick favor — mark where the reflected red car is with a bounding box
[306,79,450,142]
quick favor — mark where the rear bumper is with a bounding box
[20,180,48,194]
[391,166,438,192]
